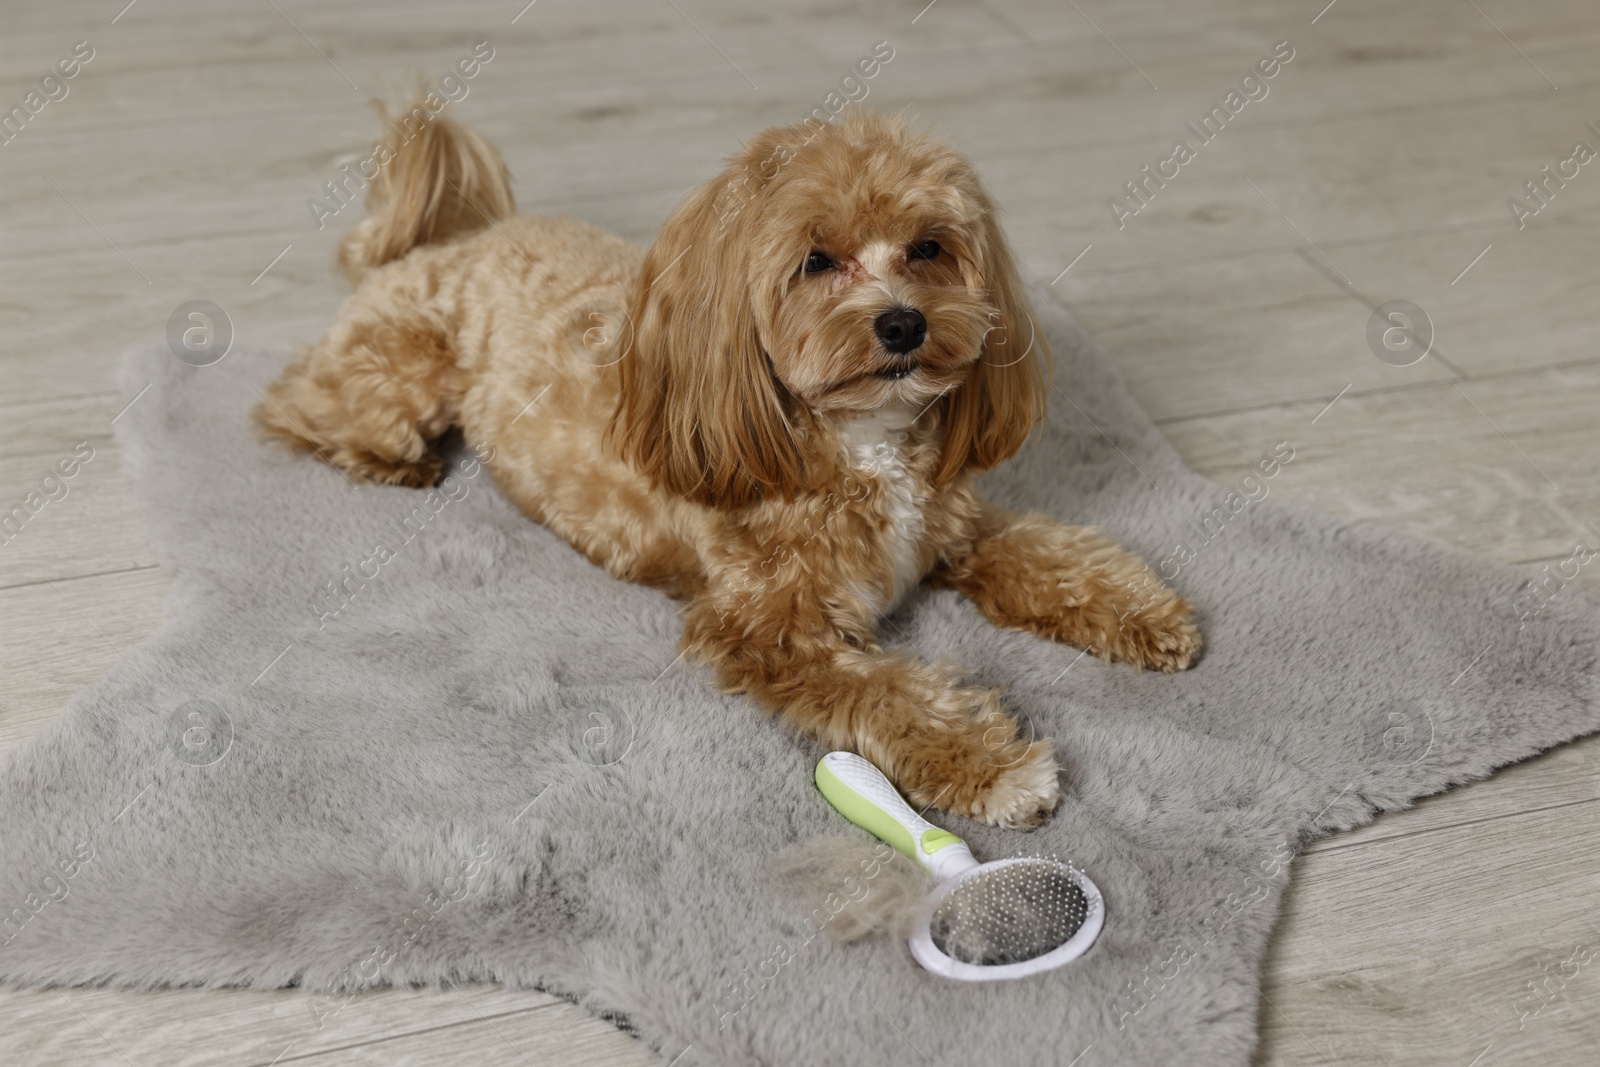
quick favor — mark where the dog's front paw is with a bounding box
[1110,594,1201,672]
[967,741,1061,829]
[893,689,1061,829]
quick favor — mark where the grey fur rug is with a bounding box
[2,290,1597,1067]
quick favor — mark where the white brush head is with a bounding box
[910,857,1104,981]
[810,752,1105,980]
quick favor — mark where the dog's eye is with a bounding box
[910,240,941,261]
[803,252,834,274]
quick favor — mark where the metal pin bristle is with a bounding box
[928,857,1094,967]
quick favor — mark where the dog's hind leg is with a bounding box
[255,300,467,488]
[257,95,510,486]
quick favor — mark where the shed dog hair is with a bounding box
[257,103,1200,828]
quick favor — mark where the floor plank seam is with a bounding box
[254,1001,565,1066]
[1303,795,1600,856]
[1150,374,1471,428]
[0,565,162,597]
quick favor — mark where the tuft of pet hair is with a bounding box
[771,835,931,944]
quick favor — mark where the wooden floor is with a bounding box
[3,0,1598,1063]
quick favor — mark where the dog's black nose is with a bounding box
[874,308,926,355]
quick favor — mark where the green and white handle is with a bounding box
[815,751,979,884]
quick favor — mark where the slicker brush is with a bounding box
[815,751,1104,981]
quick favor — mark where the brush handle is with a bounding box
[815,752,979,884]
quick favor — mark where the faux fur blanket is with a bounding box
[1,290,1595,1066]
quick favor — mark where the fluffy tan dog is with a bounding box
[257,104,1200,828]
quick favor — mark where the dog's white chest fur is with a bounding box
[839,405,925,613]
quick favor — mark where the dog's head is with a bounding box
[611,110,1047,507]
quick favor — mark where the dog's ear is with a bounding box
[935,195,1049,484]
[609,155,807,509]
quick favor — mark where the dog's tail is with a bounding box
[336,95,515,286]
